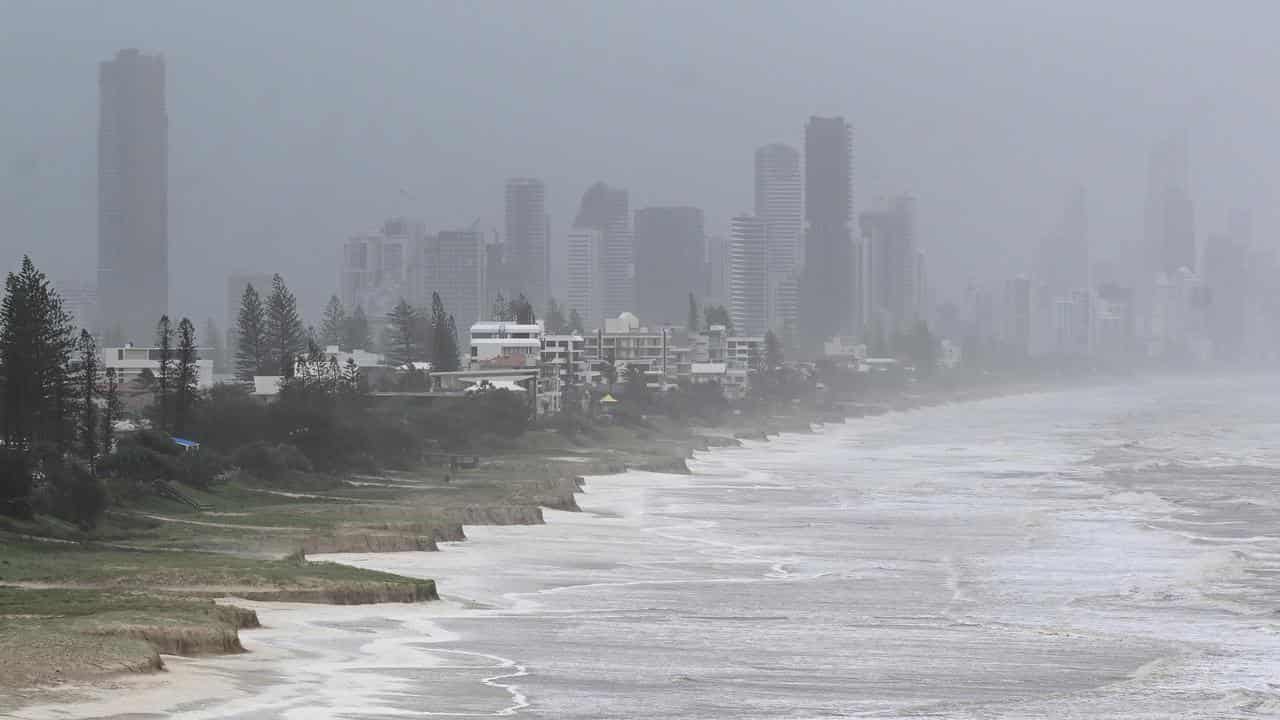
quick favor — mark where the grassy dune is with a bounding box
[0,587,258,690]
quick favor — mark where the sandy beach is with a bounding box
[7,468,694,719]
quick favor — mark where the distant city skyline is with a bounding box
[9,3,1276,331]
[39,6,1272,369]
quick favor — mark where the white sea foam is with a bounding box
[18,376,1280,718]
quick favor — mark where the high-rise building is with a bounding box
[729,215,769,337]
[755,143,803,338]
[634,206,705,325]
[755,143,804,273]
[1144,134,1196,276]
[484,240,507,317]
[97,48,168,344]
[1002,275,1032,357]
[341,218,424,339]
[860,195,918,334]
[1204,210,1255,361]
[1037,186,1089,297]
[704,234,730,310]
[424,229,486,339]
[567,182,632,324]
[383,217,431,307]
[915,249,929,328]
[799,116,855,349]
[504,178,550,309]
[566,228,604,329]
[55,282,100,336]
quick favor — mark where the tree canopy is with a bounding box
[703,305,734,335]
[320,295,346,348]
[429,292,460,371]
[344,304,372,351]
[384,299,421,367]
[0,256,74,450]
[235,283,267,381]
[264,274,305,376]
[544,298,567,334]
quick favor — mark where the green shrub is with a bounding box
[178,448,230,490]
[0,448,33,518]
[134,429,182,456]
[35,460,110,530]
[99,442,180,499]
[233,442,312,483]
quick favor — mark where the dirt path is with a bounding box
[136,514,304,534]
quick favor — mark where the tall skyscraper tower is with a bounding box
[567,182,632,323]
[634,206,704,325]
[729,215,769,337]
[704,234,730,309]
[425,229,486,339]
[566,227,604,329]
[755,143,803,338]
[1144,134,1196,276]
[799,116,854,348]
[97,49,167,343]
[504,178,550,310]
[861,195,918,334]
[1036,186,1089,297]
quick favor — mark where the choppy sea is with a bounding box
[42,376,1280,719]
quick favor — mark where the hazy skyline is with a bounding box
[2,1,1277,325]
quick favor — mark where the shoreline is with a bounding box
[0,373,1125,716]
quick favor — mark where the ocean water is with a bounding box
[45,376,1280,719]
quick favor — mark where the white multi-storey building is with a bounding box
[101,344,215,389]
[566,227,604,329]
[729,215,769,337]
[468,321,544,368]
[541,333,588,384]
[564,183,636,330]
[755,143,803,336]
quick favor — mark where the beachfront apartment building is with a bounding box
[458,316,763,408]
[101,344,215,389]
[463,320,561,417]
[578,313,763,398]
[468,321,544,368]
[542,334,589,385]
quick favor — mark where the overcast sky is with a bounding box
[2,0,1277,326]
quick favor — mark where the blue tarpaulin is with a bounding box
[171,437,200,450]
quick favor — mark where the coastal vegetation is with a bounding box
[0,255,1081,700]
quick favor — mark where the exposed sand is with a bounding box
[3,469,682,719]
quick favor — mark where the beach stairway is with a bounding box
[152,479,213,512]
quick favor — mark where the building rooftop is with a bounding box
[470,321,543,334]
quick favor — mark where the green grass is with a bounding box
[0,586,258,691]
[0,585,236,618]
[0,540,427,590]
